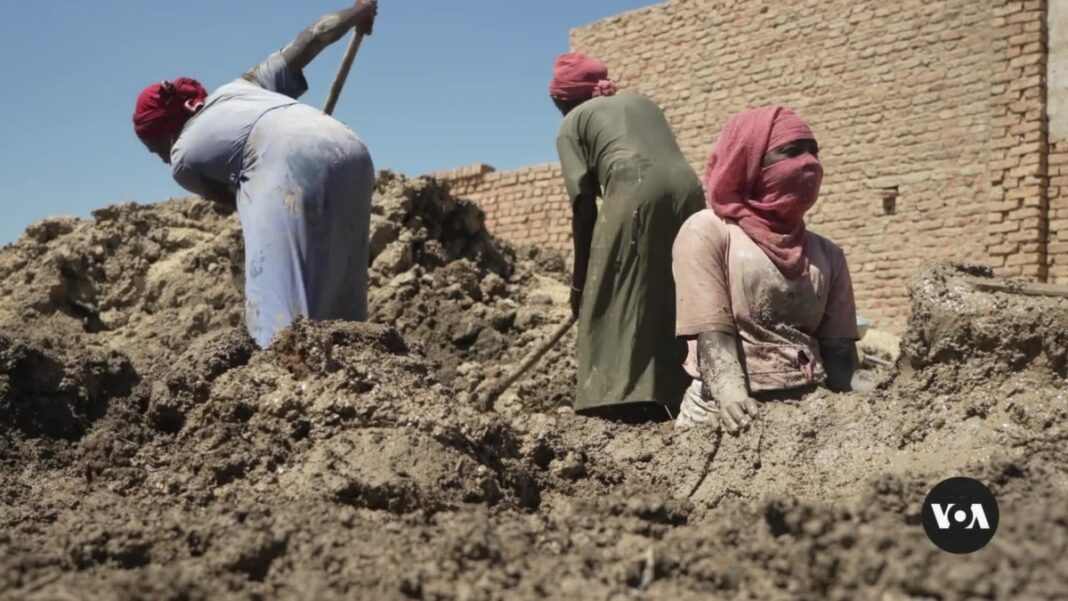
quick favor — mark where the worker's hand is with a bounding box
[355,0,377,34]
[569,285,583,319]
[718,395,759,435]
[675,380,719,431]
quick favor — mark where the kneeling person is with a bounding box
[672,106,859,433]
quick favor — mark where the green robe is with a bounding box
[556,93,704,413]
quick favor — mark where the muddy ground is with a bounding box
[0,174,1066,600]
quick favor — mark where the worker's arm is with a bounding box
[200,181,237,209]
[697,331,759,434]
[172,160,236,209]
[281,0,377,74]
[570,193,597,318]
[819,337,857,392]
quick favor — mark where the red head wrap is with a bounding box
[132,77,207,141]
[704,106,823,279]
[549,53,618,102]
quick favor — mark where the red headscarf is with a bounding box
[549,53,618,102]
[132,78,208,141]
[704,106,823,279]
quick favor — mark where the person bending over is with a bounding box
[132,1,378,347]
[550,53,704,422]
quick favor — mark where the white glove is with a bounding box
[675,380,719,431]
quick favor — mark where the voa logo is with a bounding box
[922,477,999,554]
[929,502,991,530]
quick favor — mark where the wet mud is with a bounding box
[0,175,1065,600]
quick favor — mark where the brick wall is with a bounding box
[429,163,572,251]
[431,0,1055,331]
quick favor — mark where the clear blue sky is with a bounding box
[0,0,652,244]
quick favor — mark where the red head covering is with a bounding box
[549,53,618,102]
[704,106,823,279]
[132,78,208,141]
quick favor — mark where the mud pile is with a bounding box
[0,172,575,414]
[1,175,1066,599]
[1,320,556,599]
[365,171,575,411]
[0,200,244,375]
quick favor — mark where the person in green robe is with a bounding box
[549,53,704,421]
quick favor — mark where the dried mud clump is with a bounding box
[0,200,244,375]
[367,171,574,411]
[0,333,136,452]
[900,263,1068,387]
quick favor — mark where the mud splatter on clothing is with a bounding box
[170,51,374,347]
[672,209,858,392]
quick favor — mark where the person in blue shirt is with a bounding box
[132,1,378,347]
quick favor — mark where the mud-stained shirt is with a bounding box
[672,209,859,392]
[170,51,309,197]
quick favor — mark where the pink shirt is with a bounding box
[672,210,858,392]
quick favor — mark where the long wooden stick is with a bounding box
[322,30,365,116]
[479,316,577,410]
[963,276,1068,299]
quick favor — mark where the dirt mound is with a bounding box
[1,320,550,599]
[0,200,244,375]
[524,263,1068,598]
[1,177,1066,600]
[901,263,1068,385]
[78,319,546,512]
[367,171,574,410]
[0,172,575,413]
[0,332,136,460]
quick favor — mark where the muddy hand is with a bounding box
[719,396,759,434]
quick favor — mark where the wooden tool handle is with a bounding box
[963,276,1068,299]
[480,316,577,410]
[322,30,365,116]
